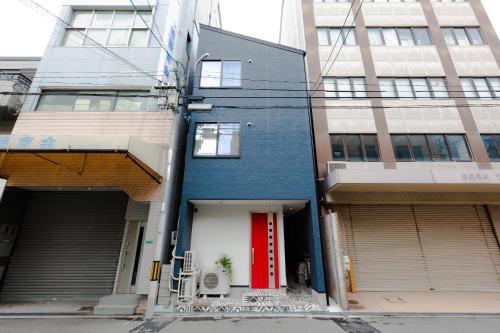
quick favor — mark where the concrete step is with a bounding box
[93,304,136,315]
[96,294,139,306]
[93,294,139,315]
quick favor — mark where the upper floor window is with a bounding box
[460,77,500,99]
[379,77,449,99]
[442,27,484,46]
[317,27,356,46]
[331,134,380,162]
[194,122,241,157]
[367,27,432,46]
[481,134,500,161]
[391,134,472,162]
[323,77,367,98]
[62,10,152,47]
[36,90,155,112]
[200,61,242,88]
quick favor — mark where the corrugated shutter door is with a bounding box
[414,205,500,292]
[344,205,500,292]
[0,191,127,301]
[343,205,431,292]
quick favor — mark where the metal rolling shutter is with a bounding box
[414,205,500,292]
[344,205,500,292]
[343,205,431,292]
[0,191,127,301]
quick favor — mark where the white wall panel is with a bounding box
[319,46,365,76]
[314,3,354,27]
[362,3,427,27]
[371,46,444,76]
[449,46,500,77]
[432,2,478,26]
[325,100,376,133]
[469,101,500,133]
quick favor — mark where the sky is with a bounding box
[0,0,499,57]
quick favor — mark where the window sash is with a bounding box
[392,134,471,162]
[330,134,380,161]
[193,123,241,157]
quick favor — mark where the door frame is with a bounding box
[249,211,280,289]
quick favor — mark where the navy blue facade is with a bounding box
[175,25,325,293]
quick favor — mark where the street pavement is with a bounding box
[0,315,499,332]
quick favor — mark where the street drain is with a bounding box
[332,318,382,333]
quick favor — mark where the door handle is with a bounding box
[252,248,254,265]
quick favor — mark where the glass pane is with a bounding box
[382,28,399,46]
[362,135,379,161]
[112,11,134,27]
[466,28,484,45]
[413,28,432,45]
[91,11,113,28]
[473,78,492,99]
[222,61,241,87]
[412,78,431,99]
[343,28,356,45]
[36,93,76,111]
[391,135,412,161]
[217,123,240,156]
[70,11,93,28]
[352,78,367,98]
[317,29,330,46]
[429,78,449,98]
[200,61,221,87]
[454,28,470,46]
[397,28,415,46]
[368,28,383,45]
[345,135,363,161]
[84,29,107,46]
[331,135,345,161]
[73,91,114,111]
[442,28,456,45]
[115,92,152,111]
[395,78,413,98]
[409,135,432,161]
[447,135,471,161]
[129,29,148,47]
[488,78,500,98]
[329,29,341,46]
[324,78,336,98]
[460,78,478,98]
[337,78,352,98]
[379,79,396,98]
[134,11,153,28]
[482,135,500,160]
[62,29,84,47]
[107,29,129,46]
[427,134,451,161]
[194,123,218,156]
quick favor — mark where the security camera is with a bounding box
[248,59,252,63]
[247,122,253,127]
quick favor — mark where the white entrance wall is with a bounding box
[190,203,287,287]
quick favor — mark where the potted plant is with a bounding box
[215,254,233,281]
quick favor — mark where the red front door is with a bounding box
[251,213,279,289]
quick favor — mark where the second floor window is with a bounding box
[481,134,500,161]
[367,27,432,46]
[323,77,367,98]
[442,27,485,46]
[460,77,500,99]
[36,90,155,112]
[317,27,356,46]
[62,10,152,47]
[194,123,241,157]
[379,77,449,99]
[200,61,242,88]
[331,134,380,161]
[391,134,472,162]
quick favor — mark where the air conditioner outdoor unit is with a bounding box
[326,161,347,175]
[200,268,230,296]
[178,276,198,302]
[183,251,198,272]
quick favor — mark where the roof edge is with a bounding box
[199,24,305,55]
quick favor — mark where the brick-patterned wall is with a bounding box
[12,112,173,147]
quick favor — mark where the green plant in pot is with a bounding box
[215,254,233,281]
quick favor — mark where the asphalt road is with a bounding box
[0,315,499,333]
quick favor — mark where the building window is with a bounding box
[194,123,241,157]
[323,77,367,98]
[460,77,500,99]
[367,27,432,46]
[379,77,449,99]
[62,10,152,47]
[200,61,242,88]
[391,134,472,162]
[36,90,155,112]
[317,27,356,46]
[442,27,485,46]
[330,134,380,162]
[481,135,500,161]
